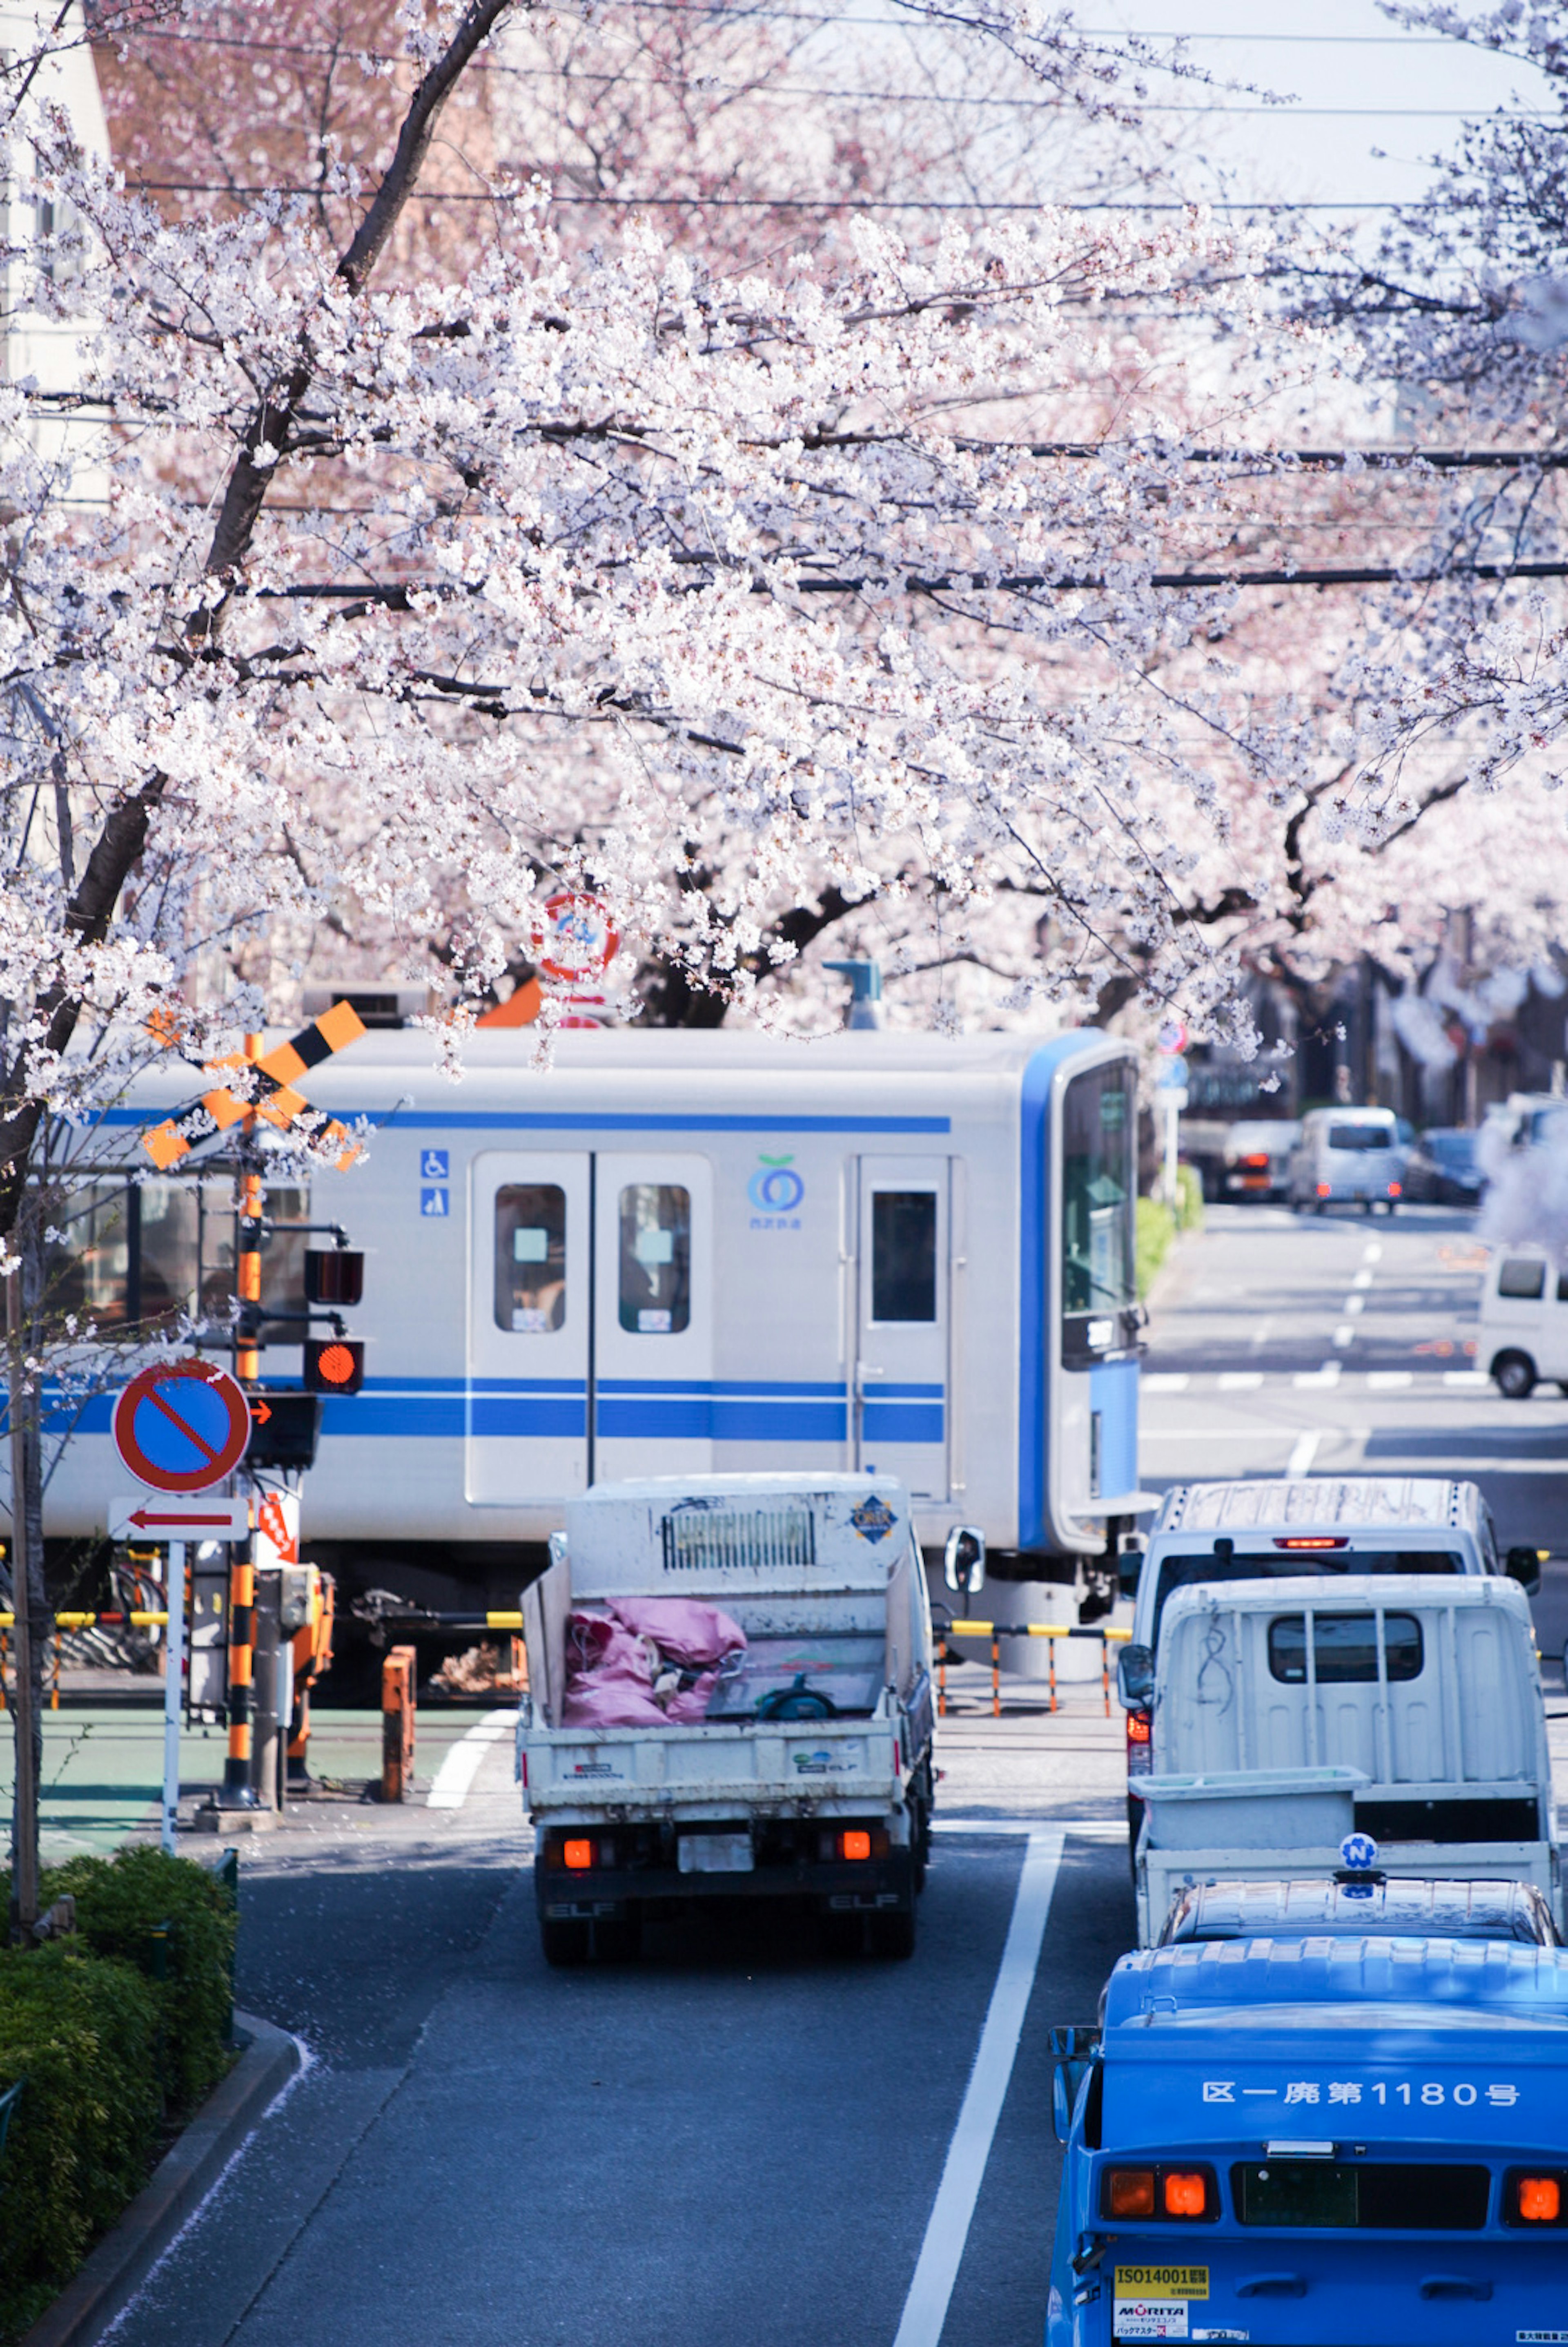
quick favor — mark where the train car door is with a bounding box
[466,1153,591,1504]
[592,1153,714,1481]
[853,1156,951,1499]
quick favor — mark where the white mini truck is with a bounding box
[519,1475,936,1963]
[1130,1573,1559,1945]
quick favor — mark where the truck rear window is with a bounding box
[1152,1551,1463,1642]
[1327,1123,1395,1151]
[1267,1611,1423,1685]
[1233,2160,1488,2230]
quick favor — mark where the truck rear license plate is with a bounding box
[678,1833,754,1874]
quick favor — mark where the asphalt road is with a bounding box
[111,1785,1132,2347]
[1142,1200,1568,1675]
[100,1195,1567,2346]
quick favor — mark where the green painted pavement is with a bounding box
[0,1705,506,1861]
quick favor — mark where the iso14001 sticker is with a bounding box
[1114,2270,1209,2342]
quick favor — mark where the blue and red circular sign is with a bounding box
[112,1359,252,1494]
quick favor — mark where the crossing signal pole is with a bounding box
[140,999,370,1814]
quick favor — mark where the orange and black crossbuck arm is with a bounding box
[144,1000,368,1170]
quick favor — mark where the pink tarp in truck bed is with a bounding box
[559,1597,746,1728]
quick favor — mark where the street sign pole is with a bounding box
[161,1542,185,1856]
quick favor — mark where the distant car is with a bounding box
[1403,1124,1483,1204]
[1219,1118,1301,1200]
[1287,1103,1405,1212]
[1158,1874,1560,1948]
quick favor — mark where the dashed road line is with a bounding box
[1286,1428,1322,1478]
[425,1709,517,1809]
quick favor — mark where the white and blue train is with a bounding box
[45,1028,1146,1611]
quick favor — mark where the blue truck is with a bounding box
[1048,1934,1568,2344]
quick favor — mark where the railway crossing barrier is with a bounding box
[934,1618,1131,1719]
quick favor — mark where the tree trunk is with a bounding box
[6,1210,45,1936]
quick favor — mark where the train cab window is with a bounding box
[619,1184,690,1333]
[1499,1258,1547,1300]
[1268,1611,1424,1686]
[494,1185,567,1332]
[871,1191,938,1323]
[1062,1064,1135,1316]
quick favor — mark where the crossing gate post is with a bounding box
[381,1646,416,1802]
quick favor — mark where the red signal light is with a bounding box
[305,1339,364,1393]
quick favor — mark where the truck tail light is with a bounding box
[1388,1181,1401,1198]
[840,1829,872,1862]
[1510,2172,1566,2225]
[1103,2165,1216,2222]
[1239,1153,1268,1169]
[1126,1707,1152,1777]
[1316,1182,1331,1197]
[1107,2169,1156,2218]
[563,1838,594,1871]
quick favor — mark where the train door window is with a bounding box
[494,1184,567,1332]
[871,1190,938,1322]
[619,1184,690,1333]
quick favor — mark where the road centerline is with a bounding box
[891,1827,1064,2347]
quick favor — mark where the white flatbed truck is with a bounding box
[519,1474,936,1962]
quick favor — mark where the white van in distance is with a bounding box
[1481,1247,1568,1397]
[1287,1105,1405,1213]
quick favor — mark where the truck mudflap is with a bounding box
[1078,2235,1567,2345]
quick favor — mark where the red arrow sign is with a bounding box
[127,1509,234,1530]
[252,1400,272,1425]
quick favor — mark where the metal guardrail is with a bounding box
[933,1618,1131,1720]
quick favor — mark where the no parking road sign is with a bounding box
[112,1359,252,1494]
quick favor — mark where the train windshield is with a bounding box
[1061,1061,1136,1319]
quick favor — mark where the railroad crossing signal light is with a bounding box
[304,1249,365,1307]
[304,1339,365,1394]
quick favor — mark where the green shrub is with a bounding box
[0,1849,238,2338]
[47,1847,236,2111]
[1136,1195,1176,1296]
[0,1941,161,2335]
[1174,1162,1205,1232]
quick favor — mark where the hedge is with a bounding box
[0,1848,237,2339]
[1136,1167,1204,1298]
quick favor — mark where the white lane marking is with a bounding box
[1142,1372,1189,1392]
[1286,1428,1322,1478]
[1140,1429,1294,1443]
[1294,1361,1342,1388]
[1216,1371,1264,1390]
[931,1818,1120,1836]
[1443,1370,1490,1388]
[1332,1325,1355,1348]
[1363,1241,1383,1264]
[1343,1294,1365,1316]
[1353,1269,1374,1290]
[1249,1315,1273,1352]
[1366,1370,1414,1389]
[426,1708,519,1809]
[892,1829,1064,2347]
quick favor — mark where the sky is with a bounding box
[1075,0,1553,212]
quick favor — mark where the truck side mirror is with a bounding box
[943,1525,986,1598]
[1047,2025,1099,2146]
[1507,1545,1545,1595]
[1116,1643,1155,1710]
[1117,1531,1146,1596]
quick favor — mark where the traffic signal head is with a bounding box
[305,1339,364,1394]
[305,1249,364,1307]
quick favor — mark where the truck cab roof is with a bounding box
[1159,1875,1560,1948]
[1152,1477,1482,1539]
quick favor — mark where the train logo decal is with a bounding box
[747,1154,805,1214]
[850,1494,896,1544]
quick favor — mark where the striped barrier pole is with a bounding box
[222,1516,257,1808]
[1047,1634,1057,1716]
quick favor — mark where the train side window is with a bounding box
[494,1185,566,1332]
[871,1190,938,1323]
[619,1184,690,1333]
[1499,1258,1546,1300]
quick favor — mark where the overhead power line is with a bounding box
[124,178,1405,212]
[243,555,1568,602]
